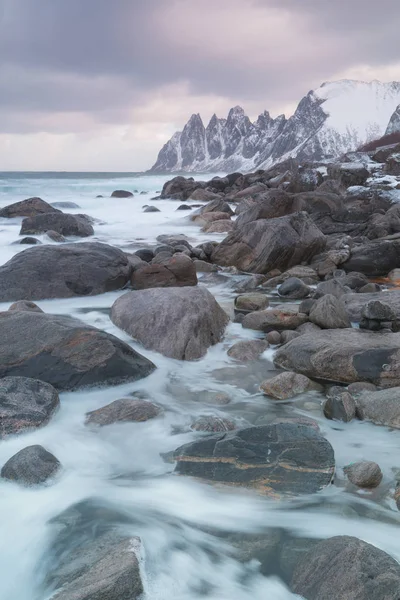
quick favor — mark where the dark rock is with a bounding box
[125,253,146,272]
[323,387,356,422]
[0,197,60,218]
[176,204,192,210]
[160,176,204,200]
[111,190,134,198]
[46,230,66,242]
[8,300,43,313]
[266,331,282,345]
[275,329,400,387]
[192,197,234,216]
[278,277,310,299]
[0,310,155,390]
[227,339,269,361]
[85,398,161,426]
[131,254,197,289]
[193,211,231,228]
[235,293,269,314]
[344,461,383,489]
[314,278,351,299]
[344,291,400,322]
[343,238,400,276]
[359,283,381,293]
[280,330,301,344]
[189,188,222,202]
[242,309,308,333]
[204,219,234,234]
[194,259,219,273]
[134,248,154,263]
[347,381,377,395]
[291,536,400,599]
[298,298,317,315]
[20,212,94,237]
[362,300,396,322]
[13,236,41,245]
[151,251,173,263]
[327,162,370,187]
[309,294,351,329]
[0,242,131,301]
[51,201,80,209]
[296,322,321,335]
[111,287,229,360]
[1,445,60,486]
[356,387,400,428]
[173,423,335,497]
[0,376,59,438]
[260,372,320,400]
[191,416,236,432]
[211,212,326,274]
[279,536,320,583]
[143,205,160,212]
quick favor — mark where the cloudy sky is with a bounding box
[1,0,400,171]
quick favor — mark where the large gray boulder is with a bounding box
[0,310,155,390]
[291,536,400,599]
[275,329,400,387]
[111,287,229,360]
[356,387,400,429]
[1,445,61,486]
[0,242,131,301]
[20,212,94,237]
[131,254,197,289]
[0,377,60,438]
[0,197,60,218]
[343,238,400,276]
[344,290,400,322]
[309,294,351,329]
[173,423,335,497]
[211,212,326,274]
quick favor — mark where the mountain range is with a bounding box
[150,80,400,173]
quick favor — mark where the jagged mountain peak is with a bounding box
[150,79,400,173]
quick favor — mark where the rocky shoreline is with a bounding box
[1,144,400,598]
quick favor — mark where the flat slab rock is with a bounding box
[0,310,155,390]
[111,286,229,360]
[356,387,400,429]
[173,423,335,497]
[275,329,400,387]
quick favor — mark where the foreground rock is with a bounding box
[111,287,228,360]
[85,399,161,426]
[356,387,400,428]
[227,340,269,362]
[0,310,155,390]
[242,308,307,332]
[191,416,236,432]
[309,294,351,329]
[131,254,197,289]
[323,387,356,422]
[275,329,400,387]
[0,242,131,301]
[173,423,335,497]
[260,372,320,400]
[1,445,60,486]
[344,461,383,488]
[343,238,400,276]
[0,197,60,218]
[291,536,400,599]
[20,212,94,237]
[211,212,326,274]
[343,290,400,323]
[111,190,134,197]
[0,377,60,438]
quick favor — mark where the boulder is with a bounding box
[362,300,396,321]
[0,377,60,438]
[278,277,311,299]
[173,423,335,497]
[8,300,43,313]
[192,211,230,227]
[85,398,161,426]
[291,536,400,599]
[111,190,134,198]
[204,220,234,234]
[0,310,155,390]
[266,331,282,345]
[131,254,197,289]
[242,309,308,333]
[1,445,60,486]
[191,416,236,432]
[192,197,233,216]
[323,387,356,422]
[227,340,269,362]
[327,162,370,187]
[385,153,400,176]
[280,330,301,344]
[314,278,351,299]
[0,242,131,301]
[20,213,94,237]
[160,176,204,200]
[344,461,383,489]
[143,205,160,212]
[309,294,351,329]
[134,248,154,263]
[189,188,222,202]
[13,236,41,245]
[194,259,219,273]
[343,291,400,322]
[111,287,229,360]
[356,387,400,428]
[343,238,400,276]
[235,293,269,313]
[275,329,400,387]
[260,372,320,400]
[46,230,66,242]
[211,212,326,274]
[0,197,60,218]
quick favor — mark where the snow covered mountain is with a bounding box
[386,104,400,135]
[150,80,400,173]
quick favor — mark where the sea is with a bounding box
[0,172,399,599]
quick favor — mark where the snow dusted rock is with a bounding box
[386,104,400,135]
[150,80,400,173]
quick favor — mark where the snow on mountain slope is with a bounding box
[149,80,400,173]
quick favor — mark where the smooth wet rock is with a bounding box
[356,387,400,428]
[227,340,269,362]
[111,287,229,360]
[314,278,351,299]
[235,293,269,313]
[309,294,351,329]
[280,330,301,344]
[260,372,320,400]
[0,197,60,218]
[242,309,308,333]
[344,461,383,489]
[298,298,317,315]
[143,205,160,213]
[278,277,311,299]
[131,253,197,289]
[204,219,234,234]
[134,248,154,263]
[8,300,43,313]
[323,387,356,422]
[0,242,131,301]
[13,236,41,245]
[20,213,94,237]
[111,190,134,198]
[1,445,60,486]
[0,310,155,390]
[191,416,236,432]
[291,535,400,599]
[46,230,66,242]
[0,377,60,438]
[275,329,400,387]
[343,238,400,276]
[194,259,219,273]
[176,204,192,211]
[347,381,378,395]
[173,423,335,497]
[211,212,326,274]
[266,331,282,345]
[296,322,321,335]
[85,398,161,426]
[362,300,396,322]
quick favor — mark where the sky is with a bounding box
[1,0,400,172]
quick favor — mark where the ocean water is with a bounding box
[0,172,399,599]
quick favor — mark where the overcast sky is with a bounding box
[1,0,400,171]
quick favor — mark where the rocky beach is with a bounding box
[2,143,400,599]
